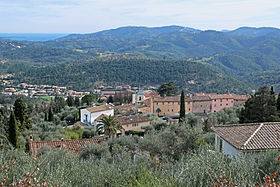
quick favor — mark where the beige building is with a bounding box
[117,115,151,132]
[152,96,192,116]
[191,95,212,114]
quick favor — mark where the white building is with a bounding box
[212,122,280,157]
[80,105,114,126]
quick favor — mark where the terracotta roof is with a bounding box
[153,96,180,102]
[29,137,107,157]
[116,115,150,125]
[210,94,234,99]
[85,105,113,113]
[191,95,211,101]
[212,122,280,150]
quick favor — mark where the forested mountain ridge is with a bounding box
[0,56,250,93]
[1,25,280,93]
[38,26,280,59]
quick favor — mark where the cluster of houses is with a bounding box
[28,90,280,158]
[1,82,91,98]
[77,91,250,134]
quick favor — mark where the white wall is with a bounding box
[215,134,240,157]
[80,109,114,126]
[90,109,114,126]
[80,109,91,125]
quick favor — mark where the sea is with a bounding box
[0,33,68,41]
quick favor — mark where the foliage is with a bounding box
[13,98,31,130]
[81,94,97,106]
[107,95,114,104]
[206,106,241,128]
[97,115,123,138]
[179,90,185,122]
[66,96,74,107]
[48,107,54,122]
[64,126,84,140]
[157,81,178,97]
[8,111,20,148]
[240,86,280,123]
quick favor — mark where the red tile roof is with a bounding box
[190,95,211,101]
[212,122,280,150]
[210,94,234,99]
[85,105,113,113]
[29,137,107,157]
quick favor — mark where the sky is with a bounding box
[1,0,280,33]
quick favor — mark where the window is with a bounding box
[139,96,142,101]
[220,99,223,102]
[226,103,228,106]
[214,99,216,102]
[204,110,206,113]
[84,114,88,122]
[226,99,228,101]
[188,102,190,105]
[172,102,174,105]
[220,104,222,106]
[214,104,216,107]
[189,108,190,111]
[201,105,202,107]
[168,109,169,112]
[162,102,164,105]
[171,109,173,112]
[168,102,170,105]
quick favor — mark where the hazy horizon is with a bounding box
[1,0,279,33]
[1,25,280,35]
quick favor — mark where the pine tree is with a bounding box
[8,111,20,148]
[179,90,185,123]
[48,108,54,122]
[13,98,31,130]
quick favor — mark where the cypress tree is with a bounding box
[48,108,54,122]
[179,90,185,123]
[44,111,48,121]
[74,97,80,107]
[13,98,31,130]
[66,96,74,107]
[277,93,280,112]
[8,111,20,148]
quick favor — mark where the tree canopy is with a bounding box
[240,86,280,123]
[157,81,178,97]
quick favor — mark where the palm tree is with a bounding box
[96,115,123,138]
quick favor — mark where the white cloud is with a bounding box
[0,0,279,33]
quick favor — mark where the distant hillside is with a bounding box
[2,56,250,93]
[1,25,280,92]
[227,27,280,38]
[38,26,280,60]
